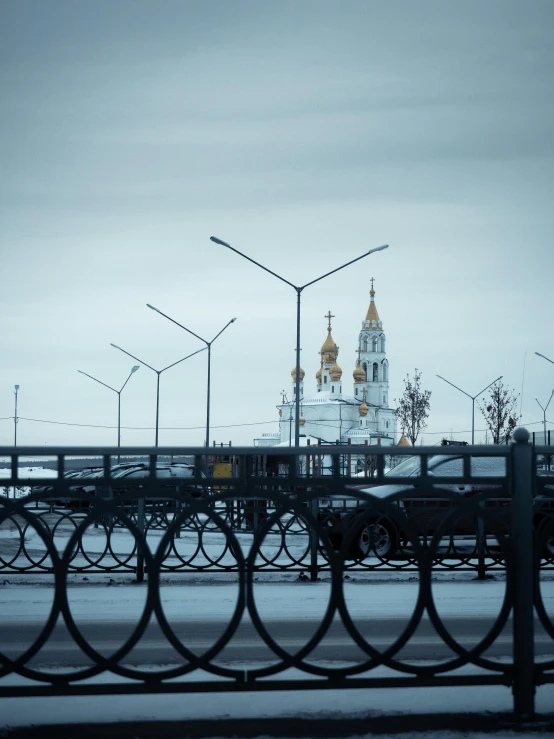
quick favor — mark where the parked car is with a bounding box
[94,463,208,501]
[31,467,105,505]
[319,454,554,560]
[32,463,207,508]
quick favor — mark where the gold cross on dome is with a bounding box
[356,347,362,363]
[325,310,335,331]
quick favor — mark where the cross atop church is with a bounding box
[325,310,335,331]
[370,277,375,291]
[355,346,362,363]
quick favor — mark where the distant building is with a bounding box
[254,281,396,448]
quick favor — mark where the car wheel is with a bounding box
[347,516,398,560]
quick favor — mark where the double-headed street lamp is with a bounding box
[110,344,207,445]
[210,236,389,446]
[436,374,503,444]
[535,352,554,448]
[78,365,140,455]
[14,385,19,447]
[146,306,236,449]
[534,390,554,446]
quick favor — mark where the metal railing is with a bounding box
[0,427,553,717]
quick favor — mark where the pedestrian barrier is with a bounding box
[0,428,553,716]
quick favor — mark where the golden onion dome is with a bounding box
[291,366,305,382]
[398,433,410,447]
[353,363,366,383]
[320,330,338,364]
[359,400,368,417]
[299,416,306,427]
[329,362,342,381]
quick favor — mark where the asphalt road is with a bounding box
[2,615,553,667]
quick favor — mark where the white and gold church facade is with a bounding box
[255,282,396,447]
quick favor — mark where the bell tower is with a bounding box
[354,279,389,408]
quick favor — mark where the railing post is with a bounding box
[309,496,319,581]
[476,505,486,580]
[511,426,535,717]
[136,495,145,583]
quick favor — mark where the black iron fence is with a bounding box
[0,428,553,716]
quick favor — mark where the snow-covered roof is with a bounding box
[299,393,361,405]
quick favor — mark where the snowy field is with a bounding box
[0,466,58,499]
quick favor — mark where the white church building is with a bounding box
[255,281,397,448]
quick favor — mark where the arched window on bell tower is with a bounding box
[372,362,378,381]
[372,336,377,352]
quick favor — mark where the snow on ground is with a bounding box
[0,467,57,499]
[1,681,554,735]
[1,578,553,621]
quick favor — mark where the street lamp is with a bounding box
[146,305,236,448]
[436,374,503,444]
[14,385,19,447]
[534,390,554,446]
[78,366,140,457]
[110,344,207,446]
[210,235,389,446]
[535,352,554,367]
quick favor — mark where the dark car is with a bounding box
[94,463,208,501]
[32,467,105,506]
[320,454,554,560]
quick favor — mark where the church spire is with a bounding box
[364,278,382,327]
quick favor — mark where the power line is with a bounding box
[0,413,549,436]
[8,416,279,431]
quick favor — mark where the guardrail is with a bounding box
[0,428,553,717]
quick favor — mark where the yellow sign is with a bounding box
[213,462,232,492]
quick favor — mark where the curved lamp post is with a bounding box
[436,374,503,444]
[535,352,554,367]
[78,366,140,456]
[210,235,389,446]
[146,306,236,449]
[110,344,207,446]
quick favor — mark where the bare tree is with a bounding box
[394,369,432,446]
[478,380,520,444]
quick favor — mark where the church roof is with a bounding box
[397,433,410,446]
[365,283,381,325]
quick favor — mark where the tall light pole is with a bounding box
[436,374,503,444]
[14,385,19,447]
[534,390,554,446]
[78,366,140,456]
[110,344,207,446]
[146,306,236,449]
[210,236,389,446]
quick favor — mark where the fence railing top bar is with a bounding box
[0,444,525,458]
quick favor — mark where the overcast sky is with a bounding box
[1,0,553,450]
